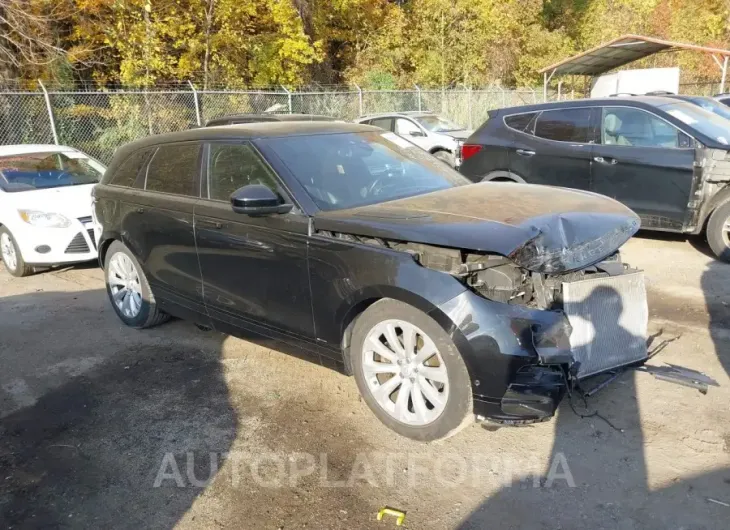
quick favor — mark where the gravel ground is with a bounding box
[1,232,729,529]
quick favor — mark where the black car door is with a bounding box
[509,107,596,190]
[194,141,314,340]
[122,142,206,319]
[591,106,696,231]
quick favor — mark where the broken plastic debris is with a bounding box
[377,507,406,526]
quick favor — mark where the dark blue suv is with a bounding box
[460,96,730,261]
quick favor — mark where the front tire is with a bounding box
[706,201,730,262]
[0,227,32,277]
[350,299,473,441]
[104,241,169,328]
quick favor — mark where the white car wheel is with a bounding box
[0,228,31,277]
[351,299,473,441]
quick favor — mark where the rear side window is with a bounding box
[145,143,201,196]
[369,117,394,131]
[534,108,592,143]
[110,149,150,187]
[504,112,537,133]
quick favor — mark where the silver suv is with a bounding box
[355,111,472,168]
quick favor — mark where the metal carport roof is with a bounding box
[539,34,730,97]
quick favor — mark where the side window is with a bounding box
[395,118,423,137]
[110,149,150,187]
[504,112,538,133]
[534,108,592,143]
[145,143,201,196]
[602,107,687,148]
[369,117,393,131]
[207,143,281,201]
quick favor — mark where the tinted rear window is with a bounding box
[534,108,592,142]
[504,112,537,133]
[110,149,150,187]
[145,143,201,196]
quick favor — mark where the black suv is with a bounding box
[460,97,730,261]
[93,122,647,440]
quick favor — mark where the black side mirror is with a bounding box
[230,184,293,216]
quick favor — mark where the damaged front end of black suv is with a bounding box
[315,183,648,424]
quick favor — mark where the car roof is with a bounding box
[357,111,436,120]
[0,144,81,156]
[496,95,684,114]
[114,122,381,158]
[206,113,335,125]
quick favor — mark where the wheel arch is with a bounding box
[697,184,730,234]
[429,146,452,154]
[481,170,525,183]
[337,286,449,375]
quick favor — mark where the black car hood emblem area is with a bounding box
[314,182,640,273]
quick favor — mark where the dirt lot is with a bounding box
[1,232,729,529]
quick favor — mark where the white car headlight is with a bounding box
[18,210,72,229]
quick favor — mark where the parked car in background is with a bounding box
[0,145,105,277]
[714,93,730,107]
[460,96,730,261]
[661,94,730,122]
[205,113,336,126]
[94,122,648,441]
[355,111,472,168]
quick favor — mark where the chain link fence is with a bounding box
[0,85,569,163]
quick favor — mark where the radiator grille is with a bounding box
[87,228,96,249]
[562,272,648,379]
[77,216,92,224]
[65,232,90,254]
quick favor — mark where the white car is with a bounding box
[0,144,105,277]
[354,112,473,167]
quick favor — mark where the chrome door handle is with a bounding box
[594,156,618,165]
[516,149,536,157]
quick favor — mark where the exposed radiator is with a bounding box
[562,272,648,379]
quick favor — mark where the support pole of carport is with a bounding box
[711,54,729,94]
[543,69,556,102]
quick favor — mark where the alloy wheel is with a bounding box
[362,319,449,426]
[0,233,17,272]
[108,252,143,318]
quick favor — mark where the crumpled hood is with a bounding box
[314,182,640,273]
[8,184,94,219]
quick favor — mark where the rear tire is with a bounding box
[706,201,730,262]
[104,241,170,328]
[0,227,32,277]
[350,299,473,442]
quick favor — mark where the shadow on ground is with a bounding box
[458,258,730,529]
[0,289,236,528]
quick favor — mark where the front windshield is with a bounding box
[658,101,730,145]
[413,115,464,132]
[685,96,730,122]
[266,131,469,211]
[0,151,103,193]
